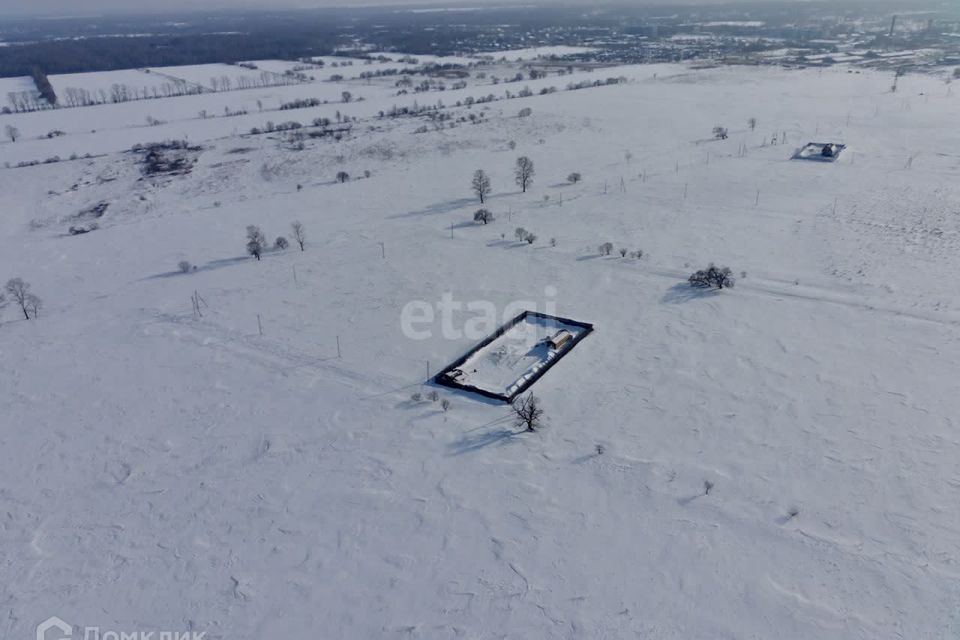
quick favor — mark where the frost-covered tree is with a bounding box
[568,172,582,184]
[5,278,41,319]
[512,393,544,432]
[473,208,494,224]
[748,117,758,131]
[515,227,528,241]
[713,126,729,140]
[178,260,193,273]
[274,236,289,250]
[518,107,533,118]
[291,221,306,251]
[599,242,614,256]
[515,156,535,192]
[5,124,19,142]
[246,225,266,260]
[471,169,492,204]
[688,264,735,289]
[336,171,350,183]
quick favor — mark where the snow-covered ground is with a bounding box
[49,69,179,101]
[475,46,598,61]
[2,58,960,639]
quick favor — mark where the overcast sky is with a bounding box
[5,0,544,18]
[0,0,936,19]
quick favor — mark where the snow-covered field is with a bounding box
[49,69,177,101]
[476,46,598,61]
[2,58,960,639]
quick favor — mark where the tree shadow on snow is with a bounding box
[388,196,478,219]
[661,283,722,304]
[142,254,292,281]
[448,428,518,456]
[677,493,703,506]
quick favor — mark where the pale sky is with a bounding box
[0,0,935,19]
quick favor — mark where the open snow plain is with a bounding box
[3,60,960,639]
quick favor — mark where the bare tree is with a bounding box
[5,124,19,143]
[5,278,41,319]
[515,156,535,192]
[291,221,306,251]
[471,169,492,203]
[512,393,544,432]
[246,225,266,260]
[748,117,758,131]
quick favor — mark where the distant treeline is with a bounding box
[0,32,339,78]
[0,6,584,78]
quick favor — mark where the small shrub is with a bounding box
[411,392,422,402]
[427,390,439,402]
[599,242,614,256]
[525,233,537,244]
[275,236,289,250]
[178,260,193,273]
[473,209,494,224]
[441,399,451,411]
[568,172,582,184]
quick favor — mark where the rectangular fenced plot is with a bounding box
[435,311,594,403]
